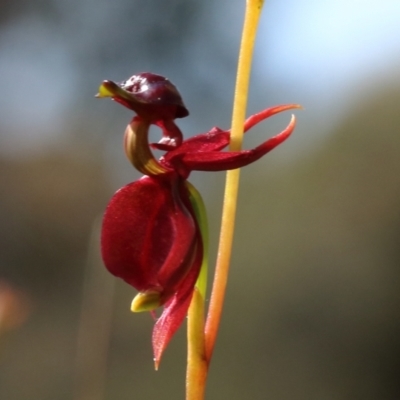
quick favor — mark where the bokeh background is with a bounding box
[1,1,400,399]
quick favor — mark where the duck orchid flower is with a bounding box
[97,72,299,367]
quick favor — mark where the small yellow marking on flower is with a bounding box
[95,83,114,98]
[131,291,162,312]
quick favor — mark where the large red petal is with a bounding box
[101,175,196,297]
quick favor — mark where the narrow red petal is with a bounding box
[152,238,203,369]
[243,104,301,132]
[163,104,301,163]
[179,114,297,172]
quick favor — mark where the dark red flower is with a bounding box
[97,72,299,366]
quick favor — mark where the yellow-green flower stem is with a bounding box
[186,182,209,299]
[205,0,265,362]
[185,181,209,400]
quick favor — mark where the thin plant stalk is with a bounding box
[186,183,209,400]
[186,289,207,400]
[185,1,265,399]
[205,0,265,361]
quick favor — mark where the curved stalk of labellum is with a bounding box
[124,116,169,176]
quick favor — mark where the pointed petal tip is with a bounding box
[288,113,297,129]
[243,104,302,132]
[131,291,162,313]
[264,103,302,113]
[273,103,302,112]
[278,113,297,141]
[289,104,304,112]
[254,112,297,155]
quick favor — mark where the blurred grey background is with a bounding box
[0,0,400,399]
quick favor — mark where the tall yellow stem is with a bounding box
[186,2,265,399]
[204,0,265,362]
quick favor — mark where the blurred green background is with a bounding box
[0,1,399,399]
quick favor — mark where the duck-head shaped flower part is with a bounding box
[97,72,299,367]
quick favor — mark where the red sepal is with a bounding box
[181,114,296,171]
[163,104,300,161]
[163,112,296,175]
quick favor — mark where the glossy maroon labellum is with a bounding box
[97,72,299,366]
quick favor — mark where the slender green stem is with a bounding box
[186,182,209,300]
[185,182,209,400]
[205,0,265,362]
